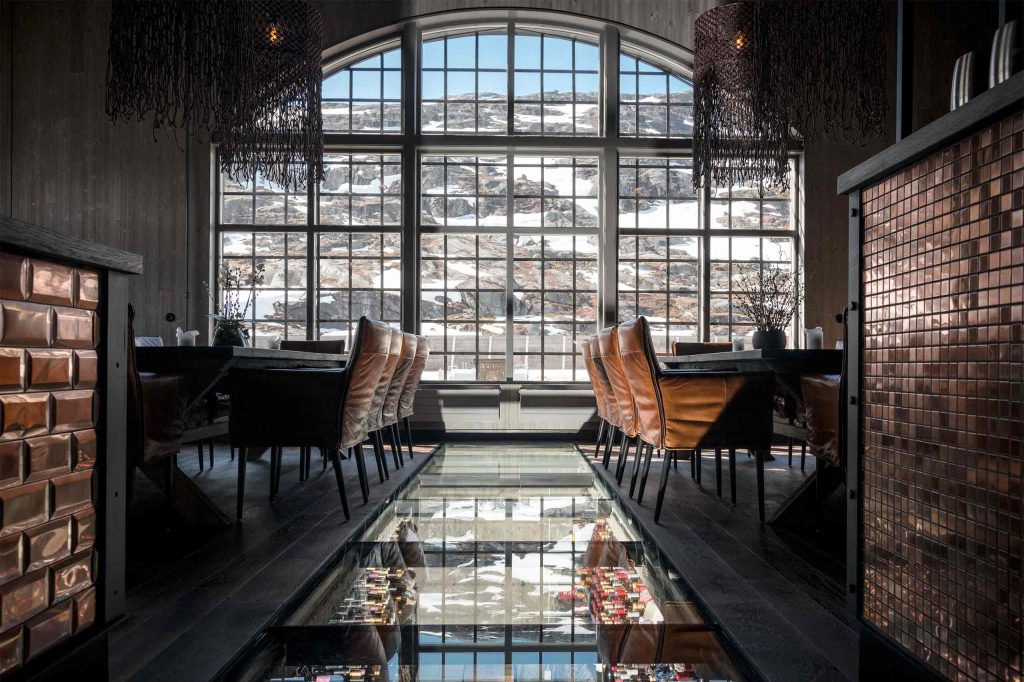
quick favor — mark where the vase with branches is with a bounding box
[203,262,266,347]
[735,261,803,349]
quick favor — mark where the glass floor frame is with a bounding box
[230,443,755,682]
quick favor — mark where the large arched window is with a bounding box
[215,11,802,383]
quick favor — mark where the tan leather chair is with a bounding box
[671,341,732,356]
[581,335,610,459]
[588,335,621,469]
[279,339,346,354]
[618,317,776,523]
[597,326,642,487]
[397,335,430,462]
[230,317,393,518]
[380,332,418,468]
[366,328,403,482]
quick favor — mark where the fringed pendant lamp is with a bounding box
[106,0,324,190]
[693,0,887,191]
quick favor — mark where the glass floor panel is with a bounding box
[242,444,749,681]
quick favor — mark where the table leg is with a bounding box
[140,458,232,529]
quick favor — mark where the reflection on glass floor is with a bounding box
[251,444,745,681]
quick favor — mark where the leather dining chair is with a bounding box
[671,341,732,356]
[396,335,430,461]
[229,317,393,520]
[596,326,641,488]
[617,317,776,523]
[588,335,621,469]
[279,339,346,354]
[366,328,403,482]
[380,333,418,468]
[580,336,610,459]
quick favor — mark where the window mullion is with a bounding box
[598,25,619,330]
[505,151,514,382]
[701,182,712,342]
[306,160,316,339]
[401,22,419,333]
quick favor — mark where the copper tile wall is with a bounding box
[860,112,1023,680]
[0,254,100,674]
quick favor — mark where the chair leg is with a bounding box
[788,438,793,467]
[615,431,630,485]
[637,444,655,504]
[403,416,415,460]
[729,448,737,503]
[602,427,617,469]
[230,447,235,462]
[269,447,281,502]
[628,437,643,498]
[673,450,678,469]
[354,443,369,504]
[387,425,402,469]
[328,447,350,521]
[370,433,387,482]
[197,443,204,472]
[654,449,674,524]
[715,449,723,498]
[236,447,247,521]
[593,419,606,459]
[389,424,404,467]
[756,449,766,523]
[801,441,807,471]
[695,449,702,486]
[690,447,696,479]
[377,431,391,478]
[208,440,214,468]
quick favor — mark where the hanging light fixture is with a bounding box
[105,0,324,190]
[693,0,887,191]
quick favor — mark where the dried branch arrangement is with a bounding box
[735,263,803,332]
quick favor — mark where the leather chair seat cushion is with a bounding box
[801,374,841,467]
[658,372,774,450]
[597,328,639,437]
[138,372,188,465]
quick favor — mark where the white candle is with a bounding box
[804,327,823,349]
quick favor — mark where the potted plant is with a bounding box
[203,262,265,347]
[735,262,803,349]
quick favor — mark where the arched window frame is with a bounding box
[214,10,803,382]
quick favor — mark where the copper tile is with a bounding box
[53,308,95,350]
[26,260,74,307]
[0,302,53,348]
[0,441,22,490]
[0,480,50,536]
[0,349,24,393]
[0,625,22,674]
[23,599,71,661]
[0,569,48,631]
[50,470,92,518]
[51,390,95,433]
[73,350,98,389]
[0,393,50,440]
[72,430,96,471]
[0,533,22,584]
[24,434,71,482]
[50,550,91,601]
[24,518,71,572]
[71,586,95,633]
[0,253,28,301]
[74,270,99,311]
[26,349,72,391]
[72,509,94,551]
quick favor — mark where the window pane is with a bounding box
[422,31,508,135]
[324,43,401,134]
[513,31,600,136]
[619,45,693,139]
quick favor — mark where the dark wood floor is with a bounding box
[580,440,857,682]
[110,442,437,682]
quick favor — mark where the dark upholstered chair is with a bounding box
[618,317,776,523]
[279,339,346,354]
[396,335,429,461]
[229,317,394,520]
[365,328,402,482]
[670,341,733,356]
[588,335,621,469]
[581,336,611,459]
[380,333,418,467]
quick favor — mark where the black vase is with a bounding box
[752,329,786,349]
[213,324,245,347]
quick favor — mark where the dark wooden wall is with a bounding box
[0,0,1011,347]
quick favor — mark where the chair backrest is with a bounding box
[368,328,403,432]
[580,336,606,422]
[279,339,346,354]
[616,317,664,446]
[801,374,841,467]
[589,334,620,428]
[598,326,639,438]
[671,341,731,356]
[382,333,418,427]
[126,305,146,465]
[398,336,430,420]
[340,317,393,449]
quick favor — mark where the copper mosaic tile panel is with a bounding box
[0,253,101,675]
[860,111,1023,681]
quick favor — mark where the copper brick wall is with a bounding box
[0,253,100,674]
[860,111,1023,679]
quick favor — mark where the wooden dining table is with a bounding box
[660,348,843,527]
[136,346,347,526]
